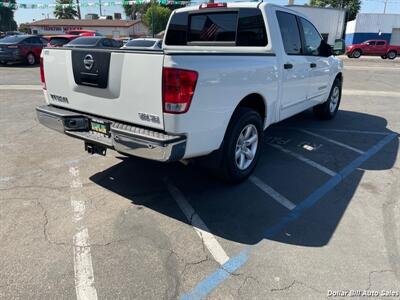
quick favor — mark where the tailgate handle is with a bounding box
[310,63,317,68]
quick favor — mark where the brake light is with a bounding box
[7,45,18,49]
[40,57,46,90]
[162,67,198,114]
[199,2,227,8]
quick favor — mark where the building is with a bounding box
[27,19,149,39]
[288,5,347,46]
[345,13,400,46]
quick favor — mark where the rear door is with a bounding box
[276,10,310,120]
[43,48,165,130]
[298,17,331,105]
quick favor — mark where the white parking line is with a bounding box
[69,166,98,300]
[296,128,389,136]
[164,179,230,265]
[249,176,296,211]
[342,89,400,98]
[0,85,42,90]
[268,143,337,177]
[298,129,365,154]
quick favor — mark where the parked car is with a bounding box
[346,40,399,59]
[64,37,123,49]
[65,30,99,37]
[36,3,342,183]
[46,35,78,48]
[0,35,47,65]
[122,38,162,50]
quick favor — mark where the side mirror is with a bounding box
[333,39,345,56]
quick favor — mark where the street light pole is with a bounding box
[99,0,103,16]
[76,0,81,19]
[152,5,155,38]
[383,0,388,13]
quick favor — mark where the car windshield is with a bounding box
[49,37,70,45]
[0,35,27,43]
[125,40,157,47]
[67,37,101,46]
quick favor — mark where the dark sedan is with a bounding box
[0,35,47,65]
[65,37,123,49]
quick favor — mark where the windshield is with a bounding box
[0,35,27,43]
[125,40,157,47]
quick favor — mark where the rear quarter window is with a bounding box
[165,8,267,47]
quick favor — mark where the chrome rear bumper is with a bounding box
[36,105,186,162]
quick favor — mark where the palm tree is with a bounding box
[54,0,78,19]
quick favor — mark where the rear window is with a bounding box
[67,37,100,46]
[125,40,157,47]
[49,37,70,45]
[0,35,27,43]
[165,8,267,47]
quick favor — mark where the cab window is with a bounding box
[299,17,323,56]
[276,11,302,55]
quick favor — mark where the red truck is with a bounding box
[346,40,399,59]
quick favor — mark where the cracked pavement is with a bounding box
[1,58,400,299]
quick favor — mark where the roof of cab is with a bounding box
[173,2,306,16]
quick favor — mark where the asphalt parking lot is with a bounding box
[0,56,399,300]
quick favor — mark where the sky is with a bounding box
[13,0,400,24]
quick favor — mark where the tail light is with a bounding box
[40,57,46,90]
[162,67,198,114]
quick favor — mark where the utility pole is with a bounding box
[383,0,388,13]
[99,0,103,16]
[76,0,81,19]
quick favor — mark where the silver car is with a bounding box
[121,38,162,50]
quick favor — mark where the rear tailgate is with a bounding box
[42,48,165,130]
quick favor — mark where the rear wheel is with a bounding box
[387,51,397,60]
[26,53,36,65]
[313,78,342,120]
[0,60,6,65]
[352,49,362,58]
[218,107,263,183]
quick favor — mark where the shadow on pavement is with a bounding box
[90,110,398,247]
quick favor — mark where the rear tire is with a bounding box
[387,51,397,60]
[313,78,342,120]
[347,53,353,58]
[218,107,263,183]
[352,49,362,58]
[26,53,36,65]
[0,60,6,65]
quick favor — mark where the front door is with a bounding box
[298,17,331,105]
[276,10,310,120]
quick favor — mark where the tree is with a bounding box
[0,0,17,32]
[143,4,171,35]
[123,2,151,20]
[309,0,360,21]
[54,0,78,19]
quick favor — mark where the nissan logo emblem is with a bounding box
[83,54,94,71]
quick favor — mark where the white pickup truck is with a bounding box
[36,2,343,182]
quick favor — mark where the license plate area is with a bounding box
[90,119,110,136]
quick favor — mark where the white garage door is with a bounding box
[390,28,400,45]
